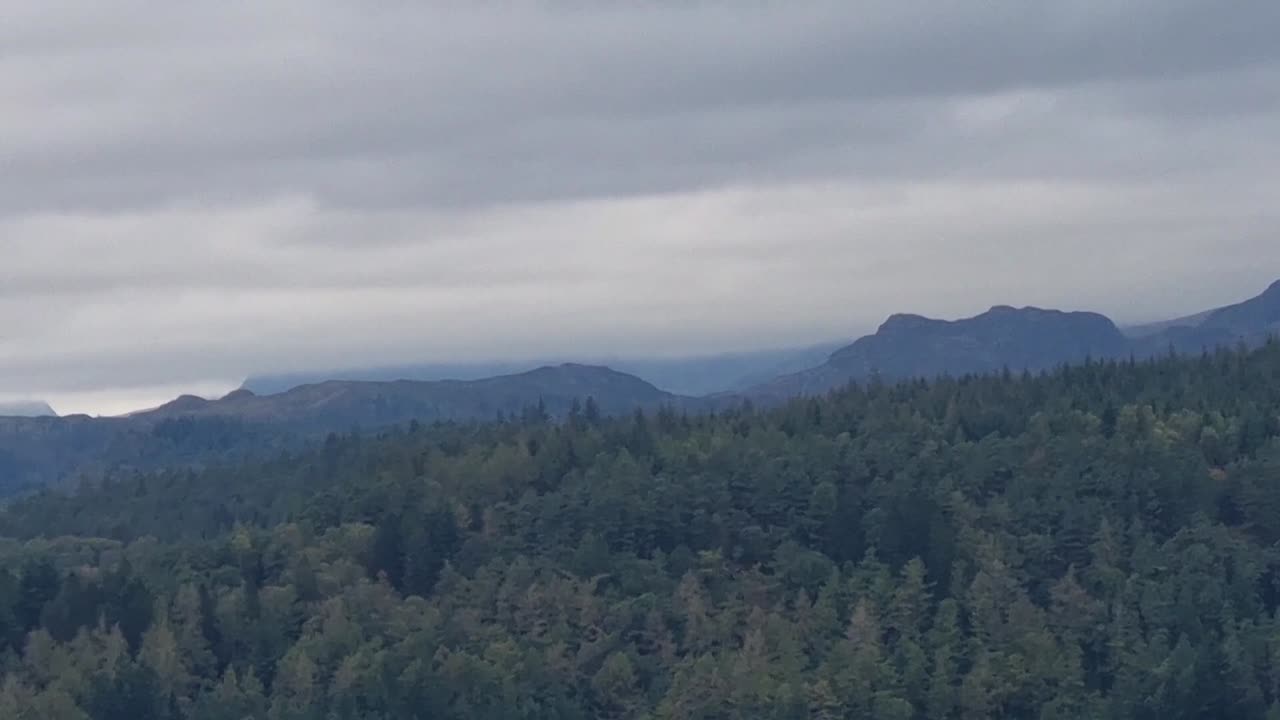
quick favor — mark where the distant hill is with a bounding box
[4,279,1279,495]
[749,279,1280,400]
[160,364,697,430]
[241,343,845,397]
[0,401,57,418]
[749,306,1131,399]
[0,364,700,494]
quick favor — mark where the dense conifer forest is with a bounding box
[4,343,1280,718]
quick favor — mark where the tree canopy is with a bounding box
[3,343,1280,718]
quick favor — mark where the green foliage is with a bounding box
[3,343,1280,717]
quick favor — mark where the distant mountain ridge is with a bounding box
[160,364,699,431]
[241,342,845,398]
[2,277,1279,495]
[0,364,703,494]
[748,280,1280,399]
[235,280,1280,409]
[749,305,1132,399]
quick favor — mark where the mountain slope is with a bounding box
[751,306,1131,399]
[1195,279,1280,337]
[1121,309,1215,339]
[157,364,692,430]
[0,364,696,494]
[241,343,846,397]
[1125,280,1280,340]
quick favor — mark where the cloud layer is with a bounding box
[3,1,1280,413]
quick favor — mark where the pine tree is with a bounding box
[17,558,60,633]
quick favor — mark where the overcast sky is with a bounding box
[3,1,1280,415]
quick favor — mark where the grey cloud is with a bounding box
[4,2,1280,212]
[2,1,1280,411]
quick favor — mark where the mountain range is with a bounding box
[0,364,698,495]
[241,341,844,398]
[1,279,1277,494]
[154,363,702,431]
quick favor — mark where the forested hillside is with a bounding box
[3,344,1280,718]
[0,364,696,494]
